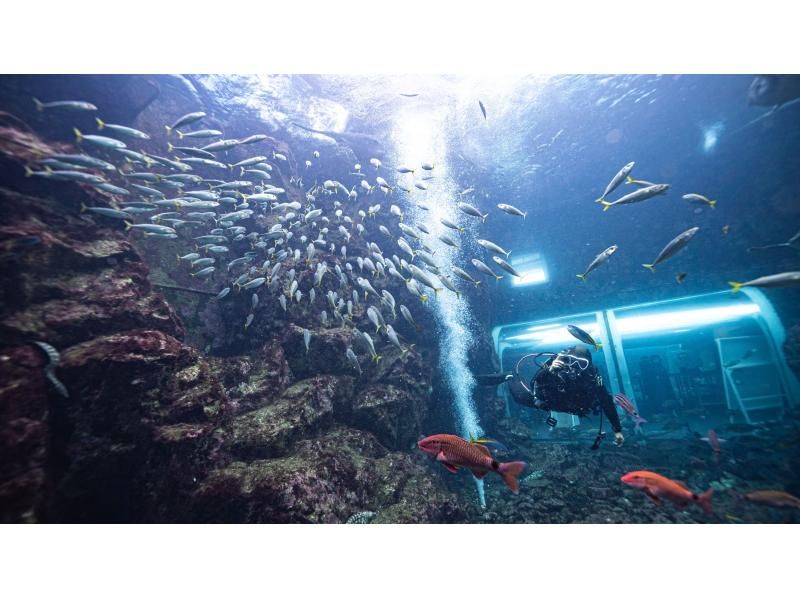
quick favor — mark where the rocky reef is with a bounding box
[0,121,470,523]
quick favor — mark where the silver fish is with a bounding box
[303,328,311,354]
[33,98,97,111]
[598,161,635,202]
[346,347,362,375]
[577,245,618,281]
[95,118,150,140]
[643,227,699,272]
[597,184,670,211]
[497,203,527,219]
[166,111,206,134]
[477,239,511,258]
[74,128,126,149]
[471,258,502,281]
[492,256,521,278]
[457,202,488,222]
[729,272,800,293]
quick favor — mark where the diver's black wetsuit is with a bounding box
[481,346,623,439]
[515,353,623,434]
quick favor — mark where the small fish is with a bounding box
[399,304,418,330]
[682,193,717,209]
[457,202,488,222]
[567,324,602,351]
[418,434,526,494]
[73,128,126,149]
[728,271,800,293]
[598,161,635,202]
[452,266,480,287]
[597,184,670,211]
[625,177,659,187]
[496,203,527,219]
[613,394,647,430]
[676,272,687,284]
[477,239,511,258]
[576,245,617,281]
[491,256,521,278]
[191,266,216,278]
[469,436,509,454]
[95,118,150,139]
[722,224,731,235]
[80,203,132,220]
[303,328,311,354]
[216,287,231,299]
[279,295,287,311]
[346,347,362,375]
[643,227,700,272]
[702,429,723,463]
[244,313,255,329]
[176,129,223,140]
[735,490,800,509]
[190,257,215,269]
[367,306,385,334]
[400,93,419,97]
[478,100,487,121]
[239,134,268,145]
[440,217,464,233]
[203,139,242,153]
[472,258,502,282]
[165,111,206,135]
[621,471,713,514]
[33,98,97,111]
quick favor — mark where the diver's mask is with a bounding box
[552,351,590,373]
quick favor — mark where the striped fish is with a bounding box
[613,393,647,430]
[418,434,525,494]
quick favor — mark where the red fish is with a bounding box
[621,470,714,514]
[418,433,526,494]
[613,393,647,430]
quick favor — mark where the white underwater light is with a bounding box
[511,253,549,286]
[616,303,759,336]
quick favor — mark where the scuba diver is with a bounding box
[478,345,625,449]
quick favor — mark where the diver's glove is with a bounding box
[614,432,625,447]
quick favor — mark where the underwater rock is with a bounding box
[191,427,468,523]
[208,339,293,414]
[0,344,51,523]
[283,324,354,378]
[225,375,353,460]
[350,384,427,451]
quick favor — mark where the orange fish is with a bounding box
[737,490,800,509]
[418,433,526,494]
[621,470,714,514]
